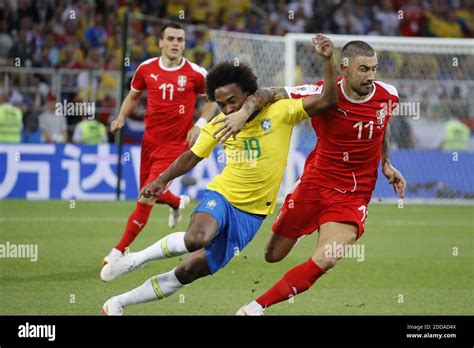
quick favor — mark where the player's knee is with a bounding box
[264,248,284,263]
[184,228,213,252]
[175,262,206,285]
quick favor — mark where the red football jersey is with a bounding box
[130,57,207,151]
[286,78,399,193]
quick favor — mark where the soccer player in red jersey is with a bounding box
[102,22,217,265]
[213,40,407,315]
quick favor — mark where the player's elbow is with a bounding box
[127,90,142,103]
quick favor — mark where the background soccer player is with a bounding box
[102,22,217,265]
[100,35,338,315]
[213,41,407,315]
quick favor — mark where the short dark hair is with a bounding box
[159,22,185,39]
[341,41,375,59]
[206,62,258,102]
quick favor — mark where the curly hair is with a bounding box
[206,61,258,102]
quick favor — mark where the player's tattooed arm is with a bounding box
[210,87,289,143]
[241,87,289,114]
[140,151,203,198]
[381,124,407,198]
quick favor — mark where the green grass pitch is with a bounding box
[0,200,472,315]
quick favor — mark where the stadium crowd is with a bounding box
[0,0,473,149]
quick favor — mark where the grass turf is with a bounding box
[0,200,472,315]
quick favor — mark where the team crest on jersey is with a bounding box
[206,200,217,209]
[376,108,387,124]
[260,118,272,131]
[177,75,187,87]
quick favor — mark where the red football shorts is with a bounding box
[272,178,372,240]
[140,138,187,189]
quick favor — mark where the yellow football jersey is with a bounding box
[191,98,309,215]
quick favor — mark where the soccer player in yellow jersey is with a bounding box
[100,34,337,315]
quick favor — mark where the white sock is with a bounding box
[116,268,185,308]
[248,300,264,312]
[133,232,188,266]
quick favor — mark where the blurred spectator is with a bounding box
[399,0,426,37]
[284,2,308,33]
[8,28,35,66]
[84,13,108,50]
[441,117,471,151]
[221,12,244,32]
[0,20,14,65]
[72,117,107,144]
[368,18,383,36]
[187,27,213,69]
[38,93,67,143]
[375,0,400,36]
[246,13,263,34]
[425,0,464,38]
[454,0,474,37]
[332,2,365,35]
[0,91,23,143]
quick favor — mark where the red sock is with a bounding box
[115,202,153,252]
[155,190,180,209]
[256,258,325,308]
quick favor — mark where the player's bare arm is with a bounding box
[209,87,287,143]
[187,97,218,147]
[381,124,407,198]
[140,150,203,198]
[301,34,338,115]
[212,34,337,143]
[110,90,142,133]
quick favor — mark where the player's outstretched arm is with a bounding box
[140,150,203,198]
[381,125,407,198]
[211,87,289,143]
[302,34,338,116]
[111,90,142,133]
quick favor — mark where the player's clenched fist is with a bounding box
[313,34,333,59]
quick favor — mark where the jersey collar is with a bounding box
[158,57,186,71]
[339,79,376,104]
